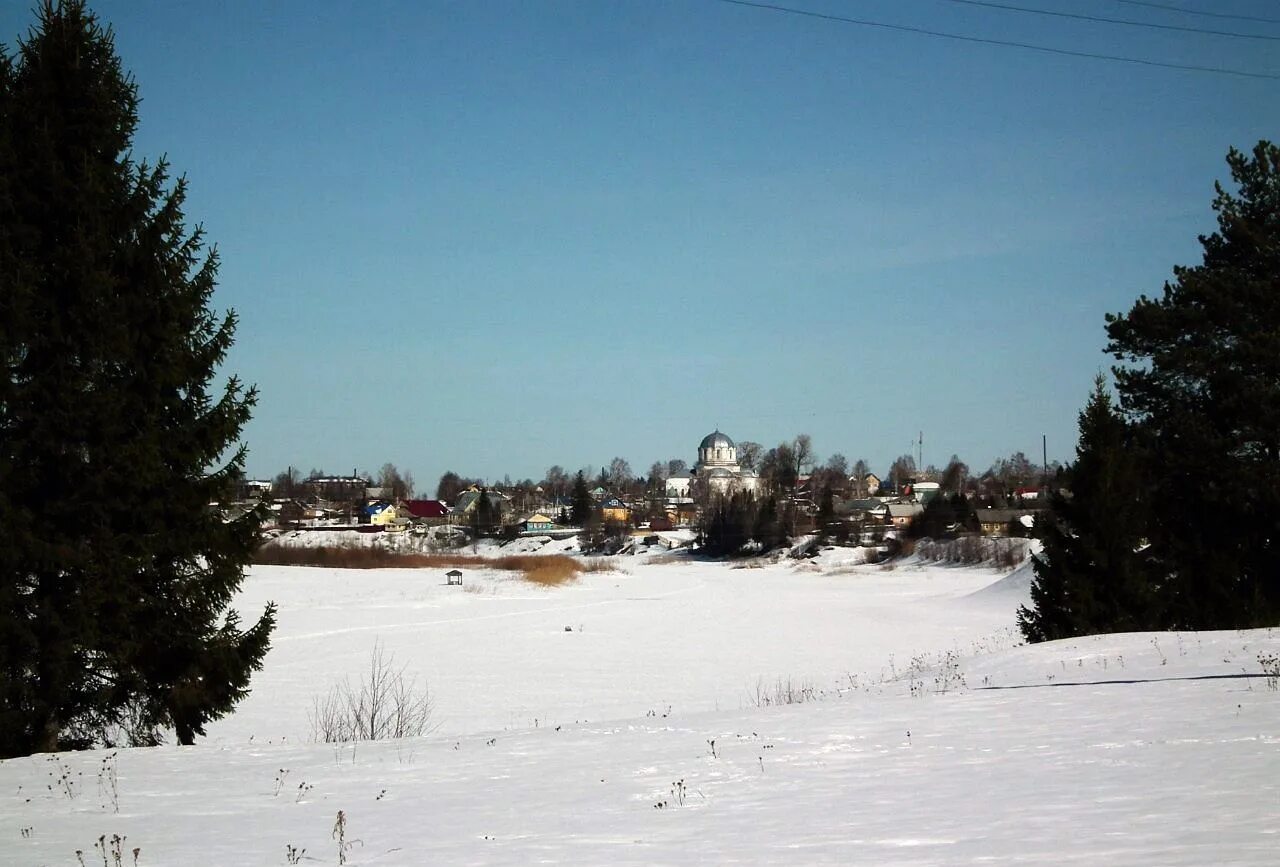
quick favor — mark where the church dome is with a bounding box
[699,430,734,450]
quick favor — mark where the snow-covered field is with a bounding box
[4,549,1277,865]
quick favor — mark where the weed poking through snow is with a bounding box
[750,676,819,707]
[1259,653,1280,690]
[934,651,966,694]
[46,755,80,800]
[332,810,360,865]
[97,752,119,813]
[82,833,135,867]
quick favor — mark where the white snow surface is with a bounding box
[3,553,1277,866]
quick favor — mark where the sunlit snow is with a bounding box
[3,547,1276,865]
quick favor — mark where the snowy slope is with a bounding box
[209,556,1022,741]
[3,556,1277,866]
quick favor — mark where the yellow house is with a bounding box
[369,504,399,526]
[601,497,631,524]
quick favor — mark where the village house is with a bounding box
[305,475,367,502]
[453,488,513,527]
[975,508,1038,537]
[523,512,555,532]
[235,478,273,500]
[401,499,450,524]
[600,496,631,524]
[886,501,924,528]
[365,502,400,527]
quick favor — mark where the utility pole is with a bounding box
[1042,434,1049,489]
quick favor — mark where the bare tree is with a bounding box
[736,442,762,472]
[273,466,303,498]
[987,451,1037,497]
[888,454,917,494]
[436,471,473,503]
[940,455,969,494]
[806,453,848,498]
[760,442,798,495]
[309,641,435,743]
[543,465,569,499]
[666,458,688,476]
[792,434,814,476]
[377,463,413,499]
[607,457,632,490]
[850,458,870,498]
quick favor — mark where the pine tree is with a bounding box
[817,486,835,523]
[473,488,494,535]
[1018,376,1152,642]
[569,471,593,526]
[752,496,787,553]
[907,494,977,540]
[698,492,756,557]
[1105,142,1280,630]
[0,1,274,755]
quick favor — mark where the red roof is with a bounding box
[403,499,449,518]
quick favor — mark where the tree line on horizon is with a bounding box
[413,446,1056,512]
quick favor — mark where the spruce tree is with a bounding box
[698,492,756,557]
[907,494,975,540]
[1018,376,1152,642]
[1105,142,1280,630]
[0,1,274,755]
[474,488,494,535]
[753,495,787,553]
[816,486,835,540]
[570,471,593,526]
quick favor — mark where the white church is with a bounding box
[666,430,760,498]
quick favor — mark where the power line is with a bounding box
[1110,0,1280,26]
[709,0,1280,80]
[940,0,1280,41]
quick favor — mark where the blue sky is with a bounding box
[5,1,1276,488]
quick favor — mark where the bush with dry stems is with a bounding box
[309,641,435,743]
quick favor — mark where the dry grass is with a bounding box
[826,566,865,577]
[522,558,581,586]
[914,536,1031,568]
[749,676,821,708]
[254,545,594,586]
